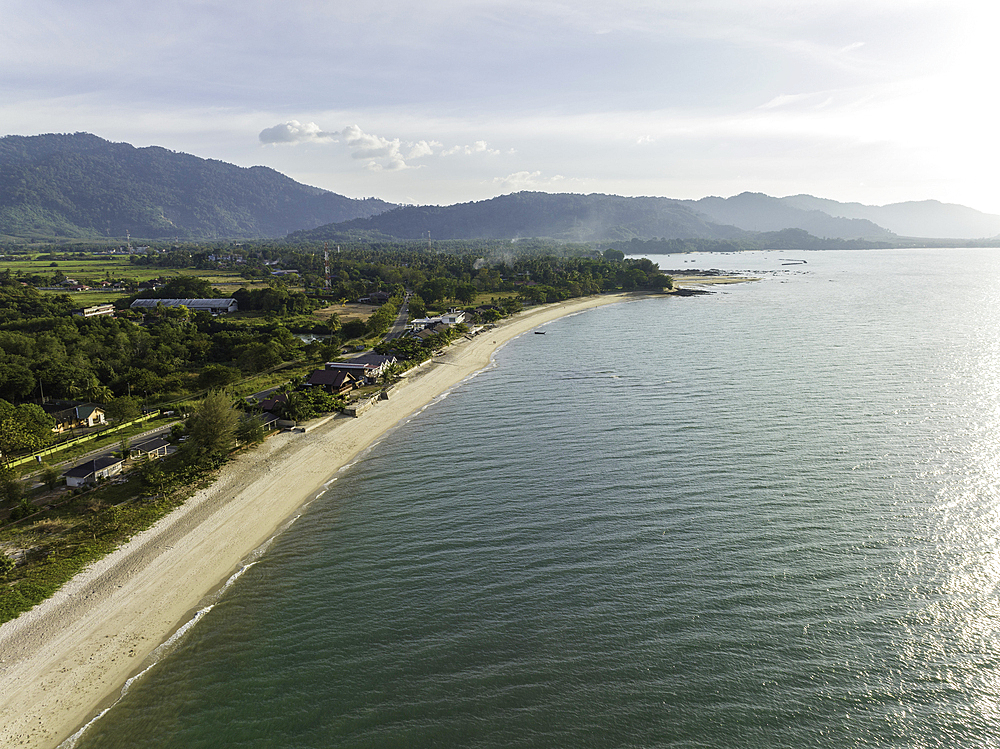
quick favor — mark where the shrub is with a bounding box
[9,498,35,521]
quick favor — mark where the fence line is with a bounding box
[7,411,161,468]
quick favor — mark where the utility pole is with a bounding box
[324,242,331,290]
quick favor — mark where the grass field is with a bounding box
[0,255,136,276]
[471,291,519,305]
[313,302,377,323]
[0,254,280,306]
[0,255,260,284]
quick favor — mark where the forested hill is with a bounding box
[289,192,749,243]
[0,133,394,240]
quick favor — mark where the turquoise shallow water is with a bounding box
[76,249,1000,748]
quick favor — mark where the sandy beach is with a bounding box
[0,292,646,749]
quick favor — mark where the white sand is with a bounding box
[0,292,646,749]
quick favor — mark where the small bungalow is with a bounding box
[257,411,281,430]
[45,403,107,433]
[349,352,397,377]
[64,455,124,487]
[76,404,106,428]
[258,393,288,413]
[359,291,391,305]
[130,436,170,460]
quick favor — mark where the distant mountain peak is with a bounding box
[779,194,1000,239]
[681,192,893,240]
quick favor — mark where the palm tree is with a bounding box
[381,363,404,385]
[87,384,114,404]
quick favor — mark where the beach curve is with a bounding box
[0,292,647,749]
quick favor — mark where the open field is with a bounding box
[0,255,136,276]
[313,301,377,323]
[0,255,259,285]
[0,254,280,307]
[471,290,519,305]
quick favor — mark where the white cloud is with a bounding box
[406,140,441,159]
[492,171,566,191]
[294,124,501,171]
[341,125,438,171]
[258,120,337,144]
[443,140,501,156]
[341,124,399,159]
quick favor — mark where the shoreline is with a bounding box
[0,292,649,749]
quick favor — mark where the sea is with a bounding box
[74,248,1000,748]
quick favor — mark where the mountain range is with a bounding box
[0,133,393,240]
[2,132,999,244]
[292,192,746,244]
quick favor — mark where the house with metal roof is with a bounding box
[256,411,281,430]
[73,304,115,318]
[129,437,170,460]
[129,298,238,314]
[64,456,125,487]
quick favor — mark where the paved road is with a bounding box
[384,292,411,341]
[22,422,179,483]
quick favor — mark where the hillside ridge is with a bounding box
[0,133,394,240]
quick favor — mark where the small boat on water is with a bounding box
[534,331,546,335]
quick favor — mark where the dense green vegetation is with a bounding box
[0,391,243,622]
[0,240,672,459]
[0,241,672,452]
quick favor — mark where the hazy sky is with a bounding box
[3,1,996,211]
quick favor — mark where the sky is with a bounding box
[3,1,998,213]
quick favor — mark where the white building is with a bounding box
[408,309,467,330]
[74,304,115,318]
[64,456,124,487]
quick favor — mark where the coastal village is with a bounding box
[0,283,516,518]
[26,302,482,494]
